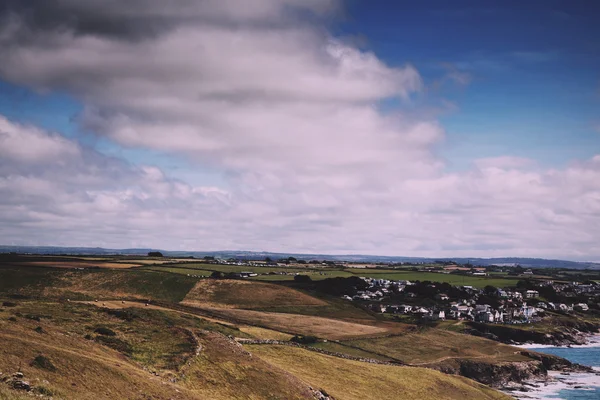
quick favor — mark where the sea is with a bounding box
[506,336,600,399]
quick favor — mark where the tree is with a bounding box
[147,251,163,257]
[483,285,497,296]
[210,271,224,279]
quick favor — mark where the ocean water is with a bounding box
[512,342,600,400]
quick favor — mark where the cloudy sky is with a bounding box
[0,0,599,260]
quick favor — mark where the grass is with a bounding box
[150,261,519,287]
[346,270,518,288]
[141,266,214,276]
[344,328,529,365]
[308,341,395,361]
[55,269,200,303]
[249,270,354,281]
[247,345,511,400]
[181,279,327,309]
[195,308,391,340]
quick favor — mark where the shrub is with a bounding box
[8,316,17,322]
[94,326,117,336]
[2,301,17,307]
[34,326,44,334]
[34,386,55,396]
[290,335,318,344]
[31,355,57,372]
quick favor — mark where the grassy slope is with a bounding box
[0,301,313,400]
[343,328,529,365]
[0,263,541,400]
[181,279,328,309]
[248,345,511,400]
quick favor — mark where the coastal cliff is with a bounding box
[431,352,592,387]
[465,321,599,346]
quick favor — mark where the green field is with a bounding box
[140,262,519,288]
[347,270,518,288]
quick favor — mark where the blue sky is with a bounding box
[0,0,598,259]
[2,0,598,173]
[341,0,600,168]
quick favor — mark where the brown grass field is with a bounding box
[22,261,142,269]
[181,279,328,309]
[247,345,511,400]
[343,328,529,365]
[196,307,393,339]
[0,301,315,400]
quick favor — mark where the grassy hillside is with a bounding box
[0,262,543,399]
[182,279,327,309]
[341,327,529,365]
[248,345,511,400]
[0,300,313,400]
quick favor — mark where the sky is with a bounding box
[0,0,598,260]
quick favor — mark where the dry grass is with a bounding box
[238,326,295,341]
[248,345,512,400]
[345,328,529,365]
[24,261,141,269]
[199,307,389,339]
[181,279,327,309]
[80,300,238,327]
[0,301,313,400]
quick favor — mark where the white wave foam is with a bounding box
[502,371,600,400]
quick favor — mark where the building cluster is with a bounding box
[342,276,597,324]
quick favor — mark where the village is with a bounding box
[344,276,599,324]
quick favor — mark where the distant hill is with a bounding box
[1,245,598,270]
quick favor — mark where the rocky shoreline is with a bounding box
[465,321,600,347]
[431,351,593,388]
[501,368,600,399]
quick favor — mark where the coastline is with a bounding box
[501,336,600,399]
[516,334,600,349]
[502,368,600,399]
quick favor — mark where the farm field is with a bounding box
[347,270,519,288]
[247,345,511,400]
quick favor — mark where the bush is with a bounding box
[290,335,318,344]
[210,271,224,279]
[34,386,55,396]
[148,251,163,257]
[31,355,57,372]
[94,326,117,336]
[2,301,17,307]
[8,316,17,322]
[34,326,44,334]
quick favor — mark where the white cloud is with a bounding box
[0,1,598,260]
[0,116,80,163]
